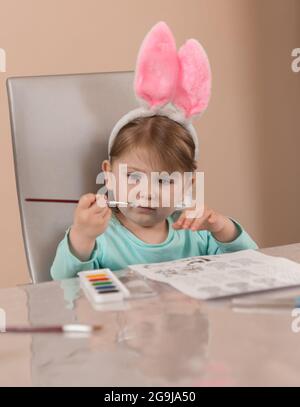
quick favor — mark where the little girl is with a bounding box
[50,22,258,280]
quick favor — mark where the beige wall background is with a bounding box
[0,0,299,288]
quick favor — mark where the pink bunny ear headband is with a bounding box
[108,21,212,161]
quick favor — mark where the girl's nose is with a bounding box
[138,189,159,205]
[138,191,151,202]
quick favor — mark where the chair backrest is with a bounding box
[7,71,136,283]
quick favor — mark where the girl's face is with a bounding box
[102,150,193,227]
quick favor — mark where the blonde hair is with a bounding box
[110,115,197,171]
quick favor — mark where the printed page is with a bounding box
[128,250,300,299]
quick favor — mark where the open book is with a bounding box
[128,249,300,300]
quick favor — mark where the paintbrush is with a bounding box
[2,324,102,334]
[25,198,192,210]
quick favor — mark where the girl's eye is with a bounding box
[127,173,175,185]
[159,178,174,185]
[127,172,141,182]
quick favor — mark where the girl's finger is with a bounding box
[190,217,207,231]
[95,206,112,223]
[90,194,108,214]
[207,212,225,232]
[185,205,205,220]
[91,203,109,215]
[95,194,108,208]
[188,208,213,230]
[78,193,96,209]
[172,211,187,228]
[182,206,205,223]
[173,205,207,229]
[208,212,217,224]
[92,197,108,211]
[181,213,196,229]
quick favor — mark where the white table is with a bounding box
[1,243,300,386]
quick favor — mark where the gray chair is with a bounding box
[7,71,136,283]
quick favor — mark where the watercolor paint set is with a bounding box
[78,269,131,304]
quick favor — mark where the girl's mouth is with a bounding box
[136,206,157,213]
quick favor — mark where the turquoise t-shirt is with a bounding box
[50,211,258,280]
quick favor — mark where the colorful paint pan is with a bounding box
[78,269,130,304]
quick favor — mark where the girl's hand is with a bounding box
[172,205,240,243]
[68,193,112,261]
[71,193,112,242]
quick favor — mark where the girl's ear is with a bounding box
[173,39,212,119]
[101,159,111,172]
[134,21,179,108]
[100,160,113,190]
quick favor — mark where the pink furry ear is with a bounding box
[134,21,179,108]
[173,39,212,119]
